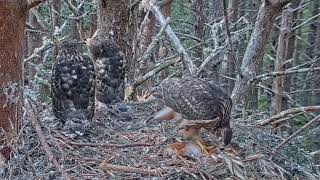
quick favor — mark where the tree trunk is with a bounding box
[200,0,223,80]
[25,11,43,87]
[192,0,205,62]
[220,0,238,95]
[135,3,157,95]
[306,0,319,105]
[96,0,139,84]
[231,0,292,108]
[0,0,27,159]
[284,0,299,109]
[270,5,292,115]
[159,0,173,80]
[90,12,97,37]
[314,1,320,105]
[69,0,81,41]
[49,0,61,59]
[290,4,302,105]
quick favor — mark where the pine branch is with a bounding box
[26,98,72,180]
[252,67,320,82]
[257,106,320,126]
[273,114,320,153]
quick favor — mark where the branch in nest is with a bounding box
[256,106,320,126]
[26,99,72,180]
[100,161,165,176]
[128,57,181,100]
[67,141,154,148]
[273,114,320,153]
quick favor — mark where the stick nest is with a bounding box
[2,99,319,179]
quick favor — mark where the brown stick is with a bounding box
[273,114,320,153]
[128,57,181,100]
[100,161,164,176]
[252,67,320,82]
[26,100,72,180]
[68,141,154,148]
[138,17,170,66]
[257,106,320,126]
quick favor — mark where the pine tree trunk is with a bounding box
[159,0,173,80]
[314,1,320,105]
[192,0,205,62]
[285,0,299,108]
[231,0,292,108]
[200,0,223,80]
[220,0,238,95]
[306,0,319,105]
[0,0,27,159]
[49,0,61,59]
[271,5,292,115]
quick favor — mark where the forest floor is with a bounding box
[3,98,319,179]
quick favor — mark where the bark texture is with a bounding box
[192,0,205,61]
[200,0,223,80]
[159,0,173,80]
[231,0,292,107]
[220,0,238,95]
[0,0,27,159]
[270,5,292,115]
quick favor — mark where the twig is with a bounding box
[310,150,320,156]
[26,99,72,180]
[138,17,170,66]
[129,57,181,99]
[273,115,320,153]
[175,32,202,42]
[252,67,320,81]
[64,0,80,16]
[196,45,226,75]
[256,106,320,126]
[24,41,54,62]
[100,161,165,176]
[292,12,320,31]
[67,141,154,148]
[150,2,196,75]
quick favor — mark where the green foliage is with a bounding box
[258,94,269,111]
[171,1,194,48]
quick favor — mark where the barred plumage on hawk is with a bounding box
[88,32,126,106]
[51,41,95,137]
[154,77,233,152]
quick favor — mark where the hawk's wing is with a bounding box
[159,77,231,121]
[52,44,95,122]
[92,42,126,105]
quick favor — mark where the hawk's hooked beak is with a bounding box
[222,127,233,146]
